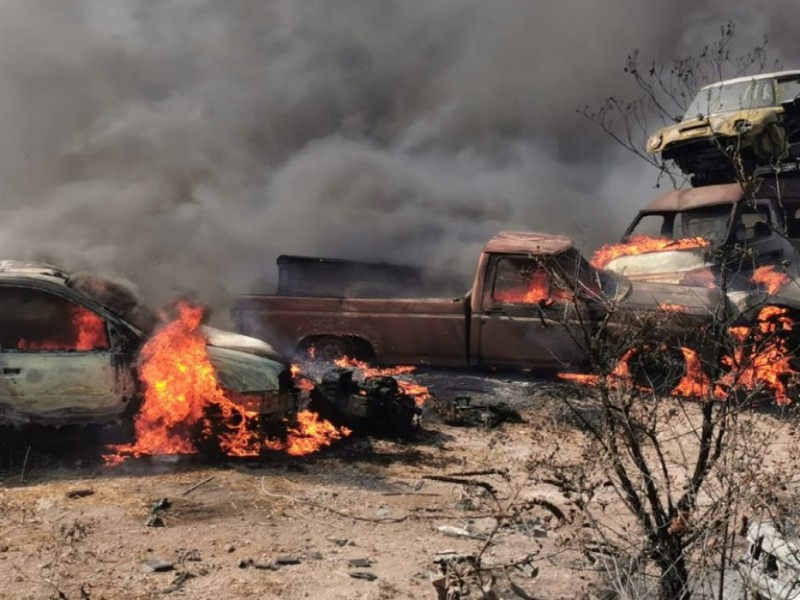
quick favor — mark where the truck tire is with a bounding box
[300,336,375,363]
[626,343,687,395]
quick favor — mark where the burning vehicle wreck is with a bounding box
[0,261,300,452]
[596,178,800,288]
[234,230,800,401]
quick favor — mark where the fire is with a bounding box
[494,269,571,305]
[751,265,790,295]
[19,304,107,351]
[590,235,710,270]
[265,410,351,456]
[562,306,798,405]
[333,356,431,406]
[107,302,349,464]
[658,303,688,313]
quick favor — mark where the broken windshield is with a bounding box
[630,204,733,244]
[684,79,776,119]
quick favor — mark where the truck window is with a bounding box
[629,214,668,238]
[491,258,570,305]
[674,206,731,241]
[0,287,108,351]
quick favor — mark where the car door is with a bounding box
[476,255,588,370]
[0,284,136,428]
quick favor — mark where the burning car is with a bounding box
[0,261,296,439]
[598,178,800,288]
[646,70,800,185]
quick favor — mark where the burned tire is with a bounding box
[299,336,374,363]
[627,343,687,395]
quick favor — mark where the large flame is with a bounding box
[493,269,571,306]
[107,302,349,464]
[751,265,790,295]
[591,235,710,270]
[561,306,798,405]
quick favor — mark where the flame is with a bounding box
[333,356,431,406]
[18,304,108,351]
[751,265,790,295]
[590,235,710,270]
[658,303,689,313]
[265,410,351,456]
[561,306,798,405]
[493,269,571,306]
[107,302,262,461]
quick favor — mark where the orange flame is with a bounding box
[591,235,710,270]
[333,356,431,406]
[751,265,790,295]
[561,307,798,405]
[19,304,108,351]
[658,303,689,313]
[265,410,351,456]
[493,269,571,306]
[107,302,261,461]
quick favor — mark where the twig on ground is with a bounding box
[181,476,215,497]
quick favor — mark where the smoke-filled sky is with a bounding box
[0,0,798,312]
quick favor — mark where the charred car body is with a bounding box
[646,70,800,185]
[0,261,296,434]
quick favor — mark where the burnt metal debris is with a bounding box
[308,369,421,436]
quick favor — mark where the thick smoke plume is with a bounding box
[0,1,798,315]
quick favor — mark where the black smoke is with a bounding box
[0,1,797,313]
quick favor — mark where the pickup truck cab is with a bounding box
[604,178,800,286]
[232,232,717,373]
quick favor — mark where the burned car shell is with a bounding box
[646,70,800,183]
[0,262,294,429]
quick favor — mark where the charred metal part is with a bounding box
[431,396,523,428]
[308,369,420,436]
[145,497,171,527]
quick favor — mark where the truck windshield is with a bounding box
[684,79,775,119]
[629,205,733,243]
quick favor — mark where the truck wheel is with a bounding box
[627,343,687,395]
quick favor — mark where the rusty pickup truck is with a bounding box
[232,232,723,373]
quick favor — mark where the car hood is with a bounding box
[605,249,709,284]
[202,326,286,363]
[623,280,724,315]
[206,345,284,393]
[652,106,783,151]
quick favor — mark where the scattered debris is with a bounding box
[348,571,378,581]
[65,489,95,499]
[437,525,487,540]
[142,558,174,573]
[224,544,236,553]
[347,558,373,568]
[309,370,421,436]
[431,396,523,428]
[162,571,195,594]
[175,548,201,563]
[145,498,171,527]
[275,556,301,565]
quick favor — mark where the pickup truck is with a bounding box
[232,232,724,374]
[601,177,800,285]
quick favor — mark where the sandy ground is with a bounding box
[0,372,795,600]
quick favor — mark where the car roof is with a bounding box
[0,260,70,286]
[644,179,800,212]
[483,231,573,255]
[701,69,800,90]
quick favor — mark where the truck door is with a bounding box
[0,285,136,428]
[476,255,587,370]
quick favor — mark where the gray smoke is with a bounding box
[0,1,797,318]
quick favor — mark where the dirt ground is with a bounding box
[0,372,795,600]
